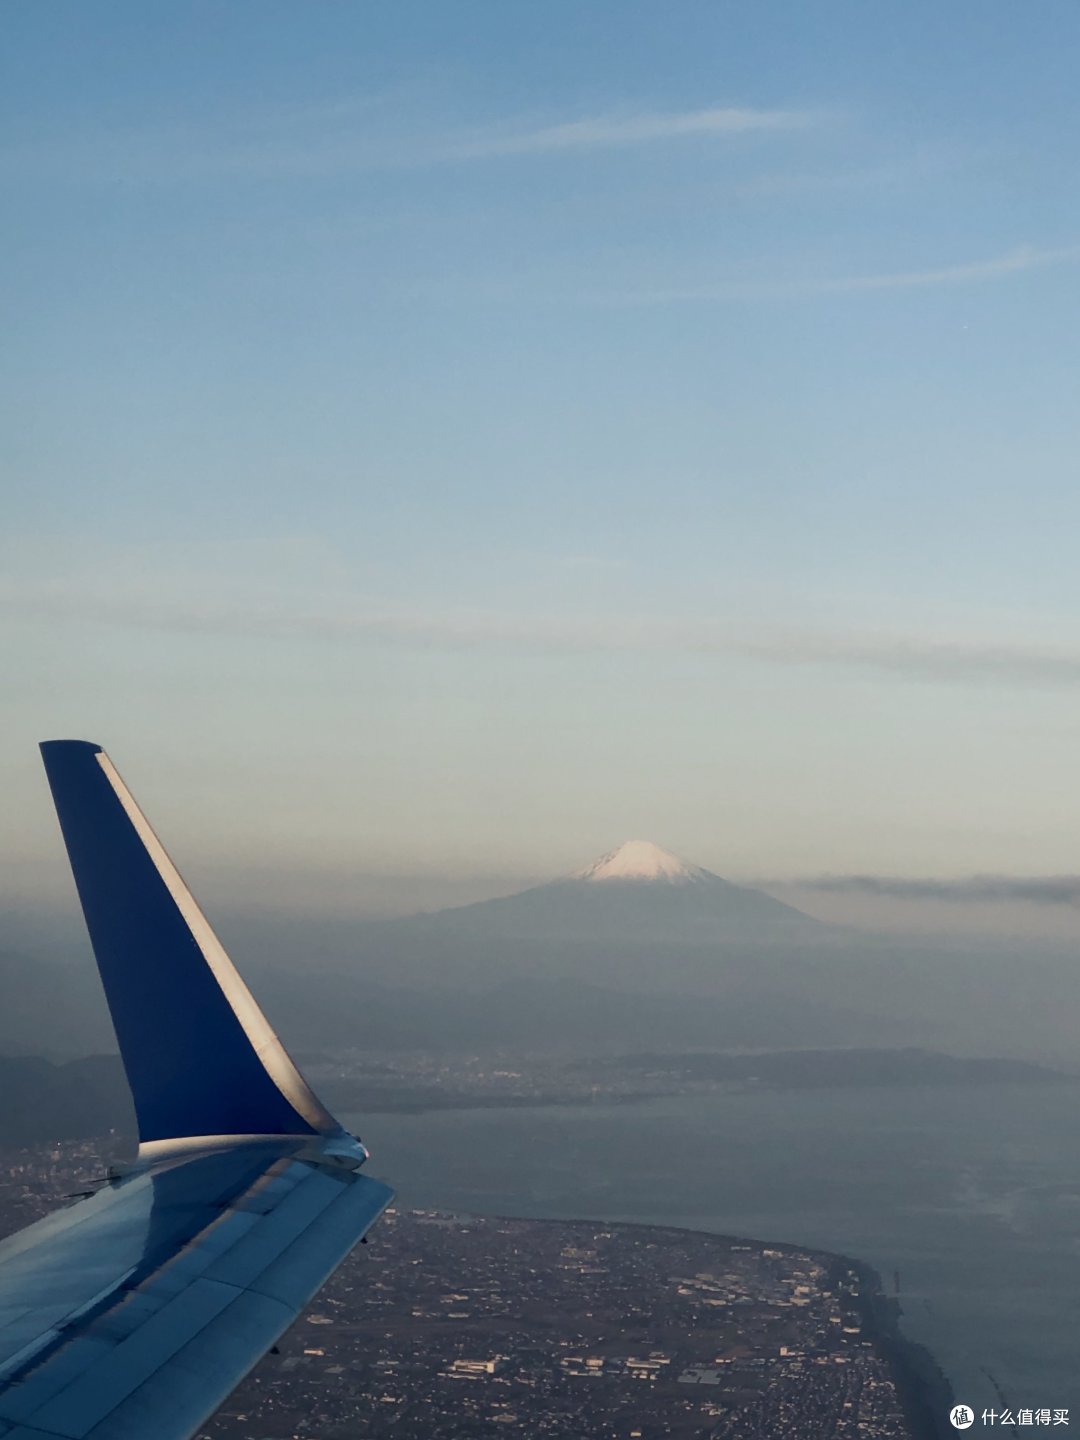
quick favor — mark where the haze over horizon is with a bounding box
[6,3,1080,943]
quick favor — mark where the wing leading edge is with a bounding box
[0,742,393,1440]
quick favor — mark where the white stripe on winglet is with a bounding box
[94,750,338,1139]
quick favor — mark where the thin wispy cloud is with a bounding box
[800,874,1080,907]
[818,243,1080,294]
[0,100,816,184]
[608,242,1080,305]
[5,576,1080,691]
[446,106,814,160]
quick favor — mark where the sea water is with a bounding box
[353,1081,1080,1420]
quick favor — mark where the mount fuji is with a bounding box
[328,840,832,1016]
[229,841,955,1052]
[401,840,821,947]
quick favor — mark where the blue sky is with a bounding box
[5,3,1080,933]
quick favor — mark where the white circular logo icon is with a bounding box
[950,1405,975,1430]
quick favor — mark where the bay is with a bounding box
[351,1081,1080,1421]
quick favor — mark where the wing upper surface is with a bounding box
[0,1141,393,1440]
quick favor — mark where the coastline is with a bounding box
[844,1253,955,1440]
[481,1212,955,1440]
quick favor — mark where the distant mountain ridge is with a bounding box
[12,838,1080,1064]
[0,1047,1068,1149]
[0,1054,133,1146]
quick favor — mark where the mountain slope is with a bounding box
[398,841,821,947]
[333,840,835,1003]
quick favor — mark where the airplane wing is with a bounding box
[0,741,392,1440]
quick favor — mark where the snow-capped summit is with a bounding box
[574,840,706,885]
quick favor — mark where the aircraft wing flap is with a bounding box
[249,1171,398,1310]
[0,1145,393,1440]
[199,1166,345,1290]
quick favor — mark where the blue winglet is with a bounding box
[39,741,342,1153]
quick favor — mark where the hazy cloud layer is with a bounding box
[727,628,1080,687]
[801,874,1080,907]
[4,578,1080,691]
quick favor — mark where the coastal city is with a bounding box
[0,1139,932,1439]
[303,1046,1060,1120]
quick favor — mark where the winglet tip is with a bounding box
[40,739,105,762]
